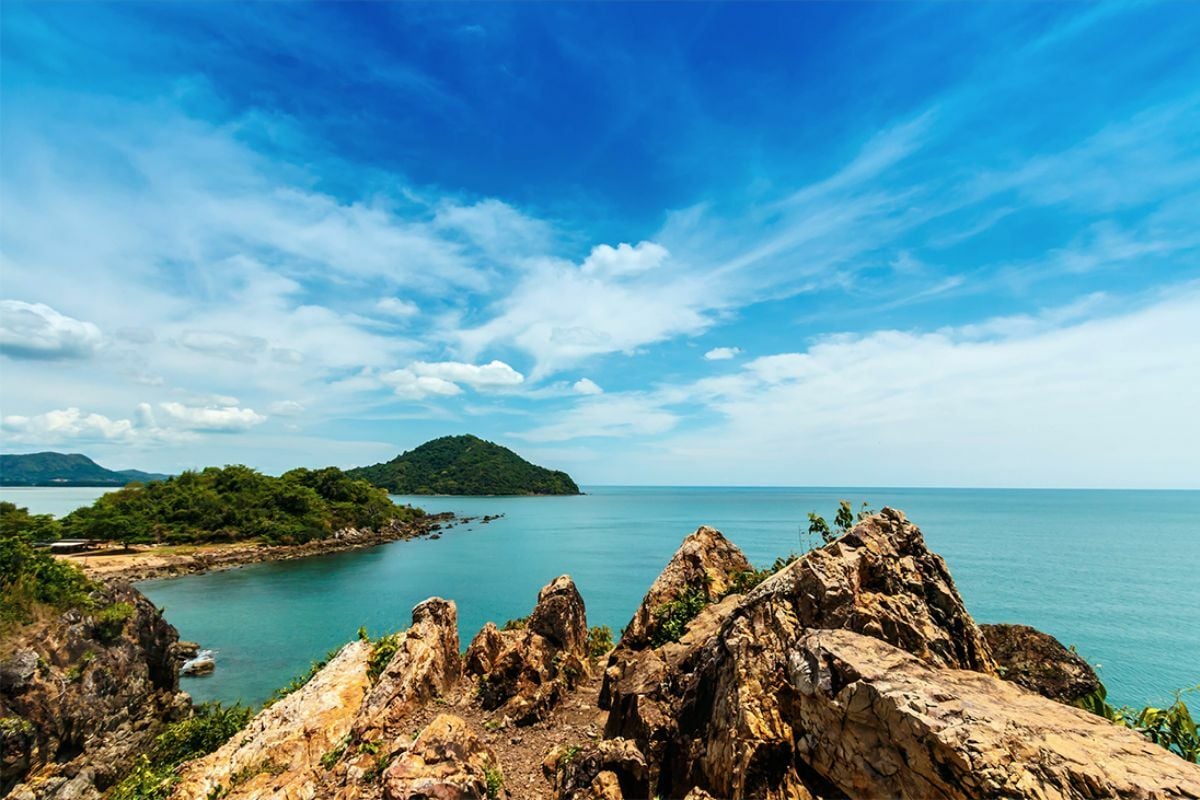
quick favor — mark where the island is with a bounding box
[0,451,170,486]
[347,434,580,496]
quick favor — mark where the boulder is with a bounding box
[788,629,1200,799]
[464,575,590,725]
[353,598,462,738]
[381,714,499,800]
[170,640,372,800]
[543,738,648,800]
[981,622,1102,703]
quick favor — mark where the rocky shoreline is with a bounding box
[63,512,459,583]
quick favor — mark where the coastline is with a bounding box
[59,512,460,583]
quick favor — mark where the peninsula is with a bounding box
[348,434,580,496]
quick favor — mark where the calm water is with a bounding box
[5,486,1197,709]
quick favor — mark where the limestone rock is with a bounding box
[789,629,1200,799]
[464,575,590,725]
[981,622,1101,703]
[544,738,648,800]
[616,525,751,651]
[381,714,498,800]
[354,598,462,738]
[2,583,183,799]
[170,640,372,800]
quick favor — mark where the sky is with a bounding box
[1,2,1198,489]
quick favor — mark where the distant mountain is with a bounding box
[0,452,170,487]
[347,435,580,496]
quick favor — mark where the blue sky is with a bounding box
[1,2,1198,488]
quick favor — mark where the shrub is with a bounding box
[1075,683,1199,763]
[0,536,95,628]
[649,585,710,647]
[367,632,402,681]
[483,762,504,799]
[587,625,614,660]
[501,615,528,631]
[95,601,136,642]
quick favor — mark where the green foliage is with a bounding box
[807,499,875,545]
[95,601,136,643]
[1076,684,1199,762]
[0,501,62,543]
[587,625,614,660]
[501,615,529,631]
[57,465,419,546]
[483,762,504,800]
[320,736,349,770]
[346,434,580,496]
[0,535,96,627]
[109,702,252,799]
[367,632,402,681]
[723,553,800,598]
[650,585,711,647]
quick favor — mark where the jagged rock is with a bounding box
[2,584,184,799]
[381,714,498,800]
[170,640,372,800]
[981,622,1102,703]
[604,509,997,797]
[354,598,462,738]
[789,629,1200,799]
[617,525,751,651]
[464,575,590,725]
[543,738,648,800]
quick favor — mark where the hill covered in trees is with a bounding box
[347,435,580,495]
[0,451,169,486]
[9,465,422,545]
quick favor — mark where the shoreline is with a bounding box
[59,512,462,583]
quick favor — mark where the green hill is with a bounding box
[347,435,580,496]
[0,452,169,487]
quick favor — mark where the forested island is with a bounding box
[0,451,169,486]
[348,434,580,495]
[3,465,422,545]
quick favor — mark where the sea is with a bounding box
[5,485,1197,710]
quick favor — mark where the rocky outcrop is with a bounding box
[600,509,1200,798]
[381,714,499,800]
[790,629,1200,799]
[171,640,372,800]
[354,598,462,738]
[1,583,186,799]
[543,738,648,800]
[981,622,1102,703]
[464,575,590,725]
[617,525,751,650]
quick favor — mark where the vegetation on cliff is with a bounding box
[0,451,168,486]
[347,434,580,495]
[54,465,421,545]
[0,535,95,628]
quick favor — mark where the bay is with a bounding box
[5,486,1196,710]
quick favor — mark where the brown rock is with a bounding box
[464,575,590,726]
[981,622,1102,703]
[353,597,462,738]
[382,714,499,800]
[789,629,1200,799]
[615,525,751,651]
[170,640,372,800]
[544,738,648,800]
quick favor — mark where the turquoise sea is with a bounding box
[6,486,1197,710]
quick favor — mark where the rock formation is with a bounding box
[464,575,590,725]
[981,622,1102,703]
[1,583,186,799]
[381,714,499,800]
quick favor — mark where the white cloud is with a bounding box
[376,297,421,318]
[580,241,669,278]
[573,378,604,395]
[158,402,266,432]
[1,405,192,445]
[516,394,679,443]
[0,301,102,360]
[410,360,525,390]
[381,369,463,400]
[177,330,268,362]
[704,346,741,361]
[268,400,305,416]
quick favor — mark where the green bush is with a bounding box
[649,585,711,647]
[501,615,529,631]
[0,536,95,627]
[1075,684,1199,763]
[95,601,136,642]
[587,625,614,660]
[367,632,402,681]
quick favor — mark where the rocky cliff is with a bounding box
[1,583,188,799]
[163,510,1200,800]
